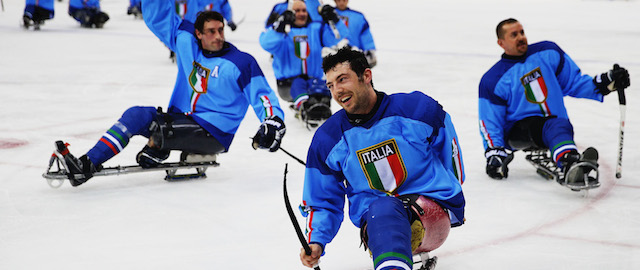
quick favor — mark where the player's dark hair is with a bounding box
[195,11,225,32]
[322,47,370,78]
[496,18,519,39]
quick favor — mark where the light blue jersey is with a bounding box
[142,0,284,150]
[335,8,375,51]
[260,21,348,81]
[478,41,603,150]
[300,92,465,249]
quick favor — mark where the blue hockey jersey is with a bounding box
[141,0,284,151]
[300,91,465,249]
[335,8,376,51]
[478,41,603,150]
[259,20,349,80]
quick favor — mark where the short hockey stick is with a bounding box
[283,164,320,270]
[318,0,340,39]
[285,0,293,33]
[615,86,626,178]
[280,147,306,166]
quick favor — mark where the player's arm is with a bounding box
[299,139,347,251]
[432,112,465,184]
[141,0,183,51]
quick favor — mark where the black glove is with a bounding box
[485,147,512,180]
[274,10,295,33]
[252,115,286,152]
[136,145,170,168]
[228,21,237,31]
[365,50,377,68]
[319,4,339,24]
[594,64,630,95]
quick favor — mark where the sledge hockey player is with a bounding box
[479,18,630,190]
[332,0,377,67]
[68,0,109,28]
[127,0,142,19]
[259,0,349,127]
[22,0,54,30]
[52,1,285,187]
[299,48,465,270]
[200,0,238,31]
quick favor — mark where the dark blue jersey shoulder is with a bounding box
[179,19,195,35]
[219,43,266,91]
[527,41,566,76]
[384,92,446,142]
[313,91,446,148]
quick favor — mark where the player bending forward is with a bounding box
[50,1,285,187]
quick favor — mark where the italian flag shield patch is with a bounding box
[521,67,548,104]
[189,62,210,94]
[357,139,407,194]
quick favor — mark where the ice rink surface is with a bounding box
[1,0,639,269]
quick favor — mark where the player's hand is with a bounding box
[275,10,295,33]
[485,147,512,179]
[365,50,377,68]
[594,64,630,95]
[319,4,339,24]
[228,21,237,31]
[252,115,286,152]
[300,244,323,268]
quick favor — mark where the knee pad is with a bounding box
[507,116,548,150]
[119,106,157,136]
[276,78,293,102]
[402,195,451,254]
[361,197,412,257]
[149,112,225,155]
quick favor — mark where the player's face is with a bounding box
[325,62,375,114]
[292,1,308,27]
[334,0,348,10]
[197,20,225,52]
[498,22,528,56]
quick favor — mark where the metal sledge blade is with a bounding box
[43,156,219,188]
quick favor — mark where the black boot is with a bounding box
[136,145,170,168]
[302,94,332,122]
[559,147,599,189]
[55,141,100,186]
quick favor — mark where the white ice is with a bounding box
[1,0,639,269]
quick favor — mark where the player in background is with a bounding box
[332,0,377,67]
[22,0,54,30]
[479,18,630,190]
[68,0,109,28]
[259,0,349,126]
[54,1,286,187]
[299,48,465,270]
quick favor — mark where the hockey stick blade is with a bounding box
[283,164,320,270]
